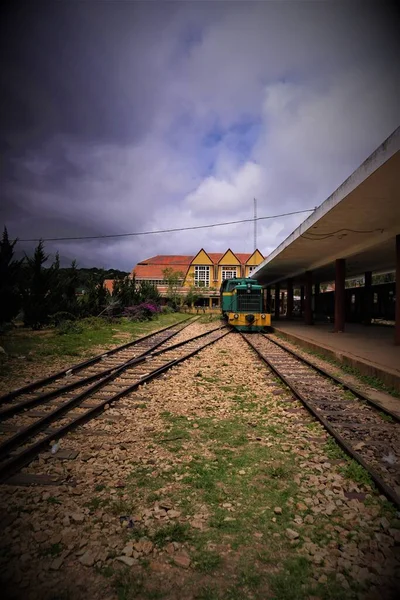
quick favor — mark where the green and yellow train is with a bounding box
[220,277,271,332]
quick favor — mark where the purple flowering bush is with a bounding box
[123,302,161,321]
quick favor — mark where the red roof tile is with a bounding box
[207,253,224,264]
[235,253,252,264]
[132,251,265,278]
[139,255,193,265]
[133,264,188,279]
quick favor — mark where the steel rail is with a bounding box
[0,324,226,456]
[0,328,230,482]
[0,316,196,405]
[241,333,400,509]
[266,334,400,423]
[0,318,205,419]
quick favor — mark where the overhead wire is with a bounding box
[18,208,315,243]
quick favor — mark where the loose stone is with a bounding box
[286,529,300,540]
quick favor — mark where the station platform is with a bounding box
[271,321,400,392]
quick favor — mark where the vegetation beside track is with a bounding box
[86,339,397,600]
[114,409,393,599]
[1,332,398,600]
[0,314,188,382]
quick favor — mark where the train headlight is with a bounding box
[261,314,266,319]
[234,314,239,319]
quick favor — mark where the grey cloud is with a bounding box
[1,1,399,270]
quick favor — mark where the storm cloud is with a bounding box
[1,1,399,270]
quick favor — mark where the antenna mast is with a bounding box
[253,197,257,251]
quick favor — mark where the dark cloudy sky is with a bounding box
[1,1,399,271]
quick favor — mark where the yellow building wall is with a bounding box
[191,249,213,265]
[218,250,240,265]
[183,267,195,287]
[245,250,264,277]
[246,249,264,265]
[182,249,265,292]
[183,249,213,288]
[216,250,241,287]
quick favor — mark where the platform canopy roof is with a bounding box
[253,128,400,287]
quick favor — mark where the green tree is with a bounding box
[83,272,110,316]
[162,268,183,309]
[113,275,138,308]
[63,260,80,314]
[22,240,53,328]
[0,227,23,325]
[137,280,161,304]
[48,252,64,314]
[49,258,80,318]
[184,285,202,307]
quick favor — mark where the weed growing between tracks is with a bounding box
[1,334,399,600]
[93,340,399,599]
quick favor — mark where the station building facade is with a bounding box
[131,249,264,307]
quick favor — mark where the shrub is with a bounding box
[56,320,83,335]
[50,311,76,326]
[161,305,175,314]
[79,316,108,328]
[123,302,161,321]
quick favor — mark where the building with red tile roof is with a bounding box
[131,249,265,306]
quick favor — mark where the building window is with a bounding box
[248,266,256,274]
[222,267,237,280]
[137,279,177,286]
[194,266,210,287]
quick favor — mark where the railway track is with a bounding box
[0,317,196,409]
[0,322,229,482]
[241,332,400,508]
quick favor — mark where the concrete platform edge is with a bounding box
[271,326,400,393]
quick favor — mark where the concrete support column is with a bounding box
[314,282,320,318]
[286,278,294,319]
[363,271,372,326]
[300,286,304,317]
[209,297,212,309]
[304,271,313,325]
[334,258,346,333]
[395,235,400,345]
[274,283,280,320]
[266,287,272,313]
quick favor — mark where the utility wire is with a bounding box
[19,208,315,243]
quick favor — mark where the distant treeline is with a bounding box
[70,267,129,290]
[0,228,160,329]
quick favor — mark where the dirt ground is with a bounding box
[0,328,399,600]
